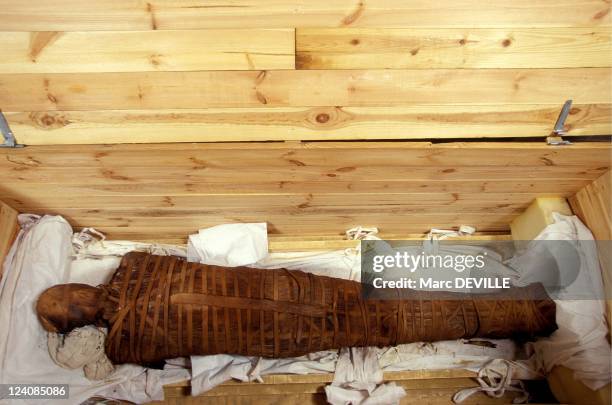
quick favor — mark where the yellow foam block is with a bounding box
[510,197,572,241]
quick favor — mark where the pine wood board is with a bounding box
[1,141,608,240]
[24,212,517,229]
[296,27,612,69]
[0,0,608,31]
[0,213,554,241]
[568,170,612,331]
[1,141,610,168]
[1,166,607,186]
[569,170,612,241]
[1,180,595,198]
[1,69,609,111]
[0,29,295,73]
[0,193,560,211]
[5,104,611,144]
[0,201,19,279]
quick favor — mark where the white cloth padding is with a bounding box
[73,228,187,260]
[48,326,114,381]
[84,354,115,382]
[325,347,406,405]
[254,250,360,280]
[508,214,611,390]
[187,223,268,266]
[379,339,517,372]
[190,351,338,396]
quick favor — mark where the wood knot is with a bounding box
[502,39,512,47]
[306,107,350,130]
[29,112,70,129]
[350,38,360,45]
[458,38,467,45]
[41,114,56,126]
[316,113,330,123]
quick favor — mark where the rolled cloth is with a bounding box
[97,252,556,365]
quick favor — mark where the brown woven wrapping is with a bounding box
[103,252,556,365]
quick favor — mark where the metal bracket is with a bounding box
[546,100,573,145]
[0,111,24,148]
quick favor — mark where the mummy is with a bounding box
[36,252,557,366]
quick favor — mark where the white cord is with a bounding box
[452,359,532,404]
[72,227,107,256]
[345,226,380,241]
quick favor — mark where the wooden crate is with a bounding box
[0,0,610,403]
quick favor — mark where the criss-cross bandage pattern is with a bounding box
[104,252,557,365]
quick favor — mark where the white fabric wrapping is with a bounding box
[190,351,338,396]
[47,326,116,381]
[187,223,268,266]
[379,339,517,372]
[508,214,611,390]
[48,326,108,370]
[325,347,406,405]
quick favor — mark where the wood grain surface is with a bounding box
[0,29,295,73]
[2,69,609,112]
[5,104,611,144]
[0,201,19,280]
[0,0,609,31]
[1,141,608,241]
[296,27,612,69]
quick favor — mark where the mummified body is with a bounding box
[37,252,557,366]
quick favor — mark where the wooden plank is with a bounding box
[2,141,610,168]
[0,212,549,240]
[296,27,612,69]
[0,193,555,211]
[548,365,611,405]
[0,69,609,111]
[6,104,611,144]
[0,180,595,198]
[0,200,19,279]
[568,170,612,333]
[1,141,607,240]
[569,171,612,240]
[23,211,519,228]
[0,0,608,31]
[0,166,606,185]
[0,29,295,73]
